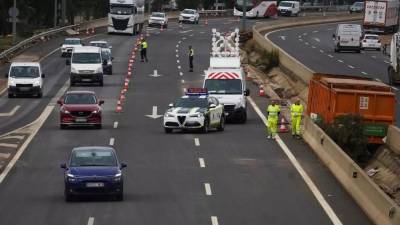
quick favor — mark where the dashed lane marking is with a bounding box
[361,71,368,75]
[384,60,390,64]
[375,78,382,82]
[314,38,320,42]
[179,72,183,76]
[313,30,318,33]
[178,41,182,44]
[311,46,316,49]
[176,44,179,48]
[176,49,179,52]
[194,138,200,146]
[109,138,115,146]
[211,216,219,225]
[319,50,324,53]
[303,32,307,36]
[176,54,179,58]
[305,42,309,45]
[199,158,205,168]
[299,39,303,42]
[0,143,18,148]
[204,183,212,195]
[328,54,333,58]
[87,217,95,225]
[113,122,119,129]
[178,65,181,69]
[181,79,185,84]
[200,31,205,34]
[337,60,344,63]
[247,96,344,225]
[392,86,399,91]
[177,60,180,63]
[348,65,355,69]
[371,55,377,59]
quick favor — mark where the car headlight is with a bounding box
[96,67,103,74]
[113,172,122,181]
[92,110,101,114]
[189,113,202,118]
[165,113,175,118]
[107,60,112,65]
[71,67,78,74]
[33,80,40,87]
[61,108,70,114]
[179,16,183,20]
[8,80,16,86]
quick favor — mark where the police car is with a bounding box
[163,88,225,133]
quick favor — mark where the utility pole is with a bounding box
[54,0,58,27]
[241,0,247,32]
[148,0,151,15]
[61,0,66,26]
[12,0,17,44]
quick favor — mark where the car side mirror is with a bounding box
[244,89,250,96]
[41,73,45,78]
[209,103,216,108]
[168,103,174,108]
[99,100,105,105]
[332,34,336,38]
[66,59,71,65]
[120,163,127,169]
[60,163,67,169]
[57,100,63,105]
[103,59,108,66]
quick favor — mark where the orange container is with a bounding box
[307,74,397,143]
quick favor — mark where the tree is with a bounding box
[176,0,202,9]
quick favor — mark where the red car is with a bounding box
[58,91,104,129]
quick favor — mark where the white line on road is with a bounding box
[311,46,316,49]
[328,54,333,58]
[303,32,307,36]
[247,96,344,225]
[384,60,390,64]
[178,65,181,69]
[0,135,25,140]
[109,138,115,146]
[194,138,200,146]
[337,60,344,63]
[0,106,21,117]
[176,54,179,58]
[181,79,185,84]
[204,183,212,195]
[179,72,183,76]
[299,39,303,42]
[305,42,309,45]
[392,86,399,91]
[113,121,119,129]
[314,38,320,42]
[371,55,377,59]
[361,71,368,75]
[176,49,179,52]
[0,143,18,148]
[312,30,318,33]
[298,35,302,38]
[178,41,182,44]
[348,65,355,69]
[279,36,286,41]
[211,216,219,225]
[375,78,382,82]
[319,50,324,53]
[176,44,179,48]
[87,217,95,225]
[200,31,205,34]
[177,60,180,63]
[0,153,11,159]
[199,158,205,168]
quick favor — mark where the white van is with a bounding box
[333,24,363,53]
[278,1,300,17]
[66,46,105,86]
[6,62,45,98]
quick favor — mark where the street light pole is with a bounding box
[61,0,66,26]
[12,0,17,44]
[241,0,247,32]
[54,0,58,27]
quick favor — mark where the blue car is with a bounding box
[61,146,127,201]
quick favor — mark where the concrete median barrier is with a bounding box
[387,126,400,155]
[303,116,400,225]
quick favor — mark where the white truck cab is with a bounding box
[6,61,45,98]
[278,1,300,17]
[66,46,105,86]
[203,29,249,123]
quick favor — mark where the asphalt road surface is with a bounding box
[0,18,373,225]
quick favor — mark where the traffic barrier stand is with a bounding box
[160,25,164,32]
[120,93,126,102]
[124,81,129,89]
[259,85,265,97]
[86,28,90,35]
[128,66,132,72]
[91,27,95,34]
[129,59,134,63]
[279,117,289,133]
[127,71,132,77]
[115,100,123,113]
[205,19,208,26]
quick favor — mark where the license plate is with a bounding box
[75,118,87,123]
[19,87,30,91]
[86,182,104,188]
[82,78,91,82]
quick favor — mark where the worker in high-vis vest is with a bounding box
[188,46,194,72]
[140,39,148,62]
[290,99,304,138]
[267,100,281,139]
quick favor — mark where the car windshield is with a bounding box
[70,149,117,167]
[205,79,243,94]
[72,53,101,64]
[152,12,165,18]
[354,2,364,6]
[182,10,195,14]
[91,42,108,48]
[175,97,209,108]
[64,39,80,45]
[64,93,97,104]
[365,35,379,40]
[235,0,254,7]
[101,51,111,60]
[280,2,293,7]
[110,4,134,15]
[10,66,40,78]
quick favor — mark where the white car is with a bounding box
[179,9,200,24]
[163,88,225,133]
[278,1,300,17]
[361,34,381,51]
[90,41,112,50]
[6,62,45,98]
[61,38,82,57]
[149,12,168,28]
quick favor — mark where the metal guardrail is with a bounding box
[199,9,234,16]
[300,5,351,12]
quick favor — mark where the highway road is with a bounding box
[0,18,372,225]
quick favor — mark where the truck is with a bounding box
[108,0,145,35]
[388,32,400,85]
[363,0,400,34]
[307,74,396,144]
[202,28,250,123]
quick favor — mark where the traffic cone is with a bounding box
[279,117,289,133]
[259,85,265,97]
[237,16,240,22]
[127,71,132,77]
[91,27,95,34]
[86,28,89,35]
[160,25,164,32]
[115,100,123,113]
[205,19,208,26]
[124,81,129,89]
[120,93,126,102]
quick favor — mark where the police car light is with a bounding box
[186,87,208,96]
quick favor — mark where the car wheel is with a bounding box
[64,189,74,202]
[95,124,102,129]
[70,80,75,87]
[239,111,247,124]
[60,124,68,129]
[377,48,381,51]
[36,92,43,98]
[8,93,14,98]
[217,116,225,131]
[99,80,104,86]
[115,192,124,201]
[356,49,361,53]
[164,128,173,133]
[202,119,209,133]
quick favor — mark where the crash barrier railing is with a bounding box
[0,17,107,63]
[300,5,351,12]
[252,14,400,225]
[199,9,234,16]
[303,116,400,225]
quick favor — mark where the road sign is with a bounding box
[8,7,19,17]
[7,18,19,23]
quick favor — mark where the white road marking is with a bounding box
[375,78,382,82]
[0,153,11,159]
[149,70,162,77]
[176,49,179,52]
[180,30,193,34]
[87,217,95,225]
[348,65,355,69]
[113,121,119,129]
[361,71,368,75]
[176,54,179,58]
[181,79,185,84]
[299,39,303,42]
[312,30,318,33]
[145,106,163,119]
[0,135,25,140]
[0,106,21,117]
[211,216,219,225]
[189,34,194,37]
[247,96,344,225]
[328,54,333,58]
[298,35,302,38]
[199,158,205,168]
[314,38,320,42]
[182,37,187,40]
[371,55,377,59]
[200,31,205,34]
[178,65,181,69]
[204,183,212,195]
[303,32,307,36]
[177,60,180,63]
[0,143,18,148]
[194,138,200,146]
[337,60,344,63]
[279,36,286,41]
[179,72,183,76]
[178,41,182,44]
[311,46,316,49]
[176,44,179,48]
[392,86,399,91]
[109,138,115,146]
[319,50,324,53]
[384,60,390,64]
[327,28,334,31]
